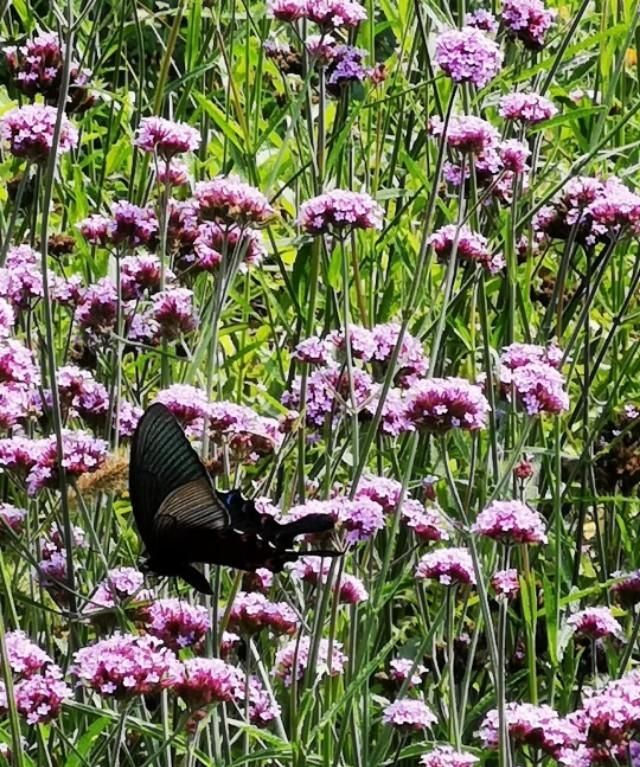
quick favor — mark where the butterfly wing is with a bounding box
[129,403,230,557]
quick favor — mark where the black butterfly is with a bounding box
[129,402,339,594]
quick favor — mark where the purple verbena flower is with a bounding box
[298,189,383,234]
[568,607,623,640]
[435,26,503,88]
[0,104,77,162]
[382,698,437,731]
[195,176,275,227]
[274,637,346,686]
[502,0,556,50]
[401,499,449,542]
[429,224,504,273]
[471,500,547,544]
[227,591,298,635]
[388,658,427,687]
[491,568,521,599]
[415,547,476,586]
[134,116,201,158]
[420,746,479,767]
[151,288,198,340]
[174,657,244,707]
[143,598,211,651]
[72,633,182,698]
[405,377,490,432]
[429,114,499,155]
[499,92,557,124]
[27,430,108,494]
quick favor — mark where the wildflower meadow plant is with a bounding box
[2,2,640,765]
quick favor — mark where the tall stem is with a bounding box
[39,9,78,634]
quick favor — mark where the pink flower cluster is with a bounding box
[415,547,476,586]
[405,377,490,433]
[479,702,582,756]
[491,568,521,599]
[401,499,449,543]
[388,658,427,687]
[191,222,266,271]
[567,607,623,640]
[151,288,198,340]
[612,570,640,605]
[26,429,108,494]
[174,657,244,708]
[0,502,27,538]
[471,500,547,544]
[72,633,182,698]
[274,636,347,687]
[85,567,148,612]
[420,746,479,767]
[5,30,92,107]
[295,322,428,388]
[0,104,78,162]
[143,599,211,650]
[499,92,558,124]
[134,116,201,158]
[291,556,369,604]
[79,202,159,250]
[0,244,43,310]
[0,631,70,725]
[429,224,505,273]
[155,384,210,425]
[195,176,275,227]
[382,697,437,731]
[502,0,556,51]
[74,277,117,334]
[499,342,569,416]
[464,10,497,33]
[209,401,283,462]
[435,26,503,88]
[284,494,385,545]
[430,114,499,155]
[534,175,640,244]
[227,591,298,635]
[268,0,367,29]
[298,189,383,234]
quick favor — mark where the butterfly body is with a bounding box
[129,403,339,593]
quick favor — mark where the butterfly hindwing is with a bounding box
[129,403,229,552]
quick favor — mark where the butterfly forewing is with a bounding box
[129,403,230,551]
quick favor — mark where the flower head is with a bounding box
[568,607,623,640]
[0,503,27,539]
[274,637,346,686]
[401,499,449,542]
[5,631,53,678]
[27,430,108,494]
[420,746,479,767]
[85,567,147,611]
[306,0,367,29]
[134,116,201,158]
[429,114,499,155]
[72,633,181,698]
[195,176,275,226]
[155,384,210,426]
[415,547,476,586]
[472,500,547,544]
[151,288,198,340]
[429,225,504,273]
[388,658,427,687]
[174,657,244,707]
[143,599,211,651]
[298,190,383,234]
[74,278,118,335]
[382,698,437,731]
[435,26,503,88]
[7,668,71,725]
[405,377,490,432]
[1,104,77,161]
[499,92,557,124]
[502,0,556,51]
[492,568,521,599]
[227,591,298,635]
[109,202,158,249]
